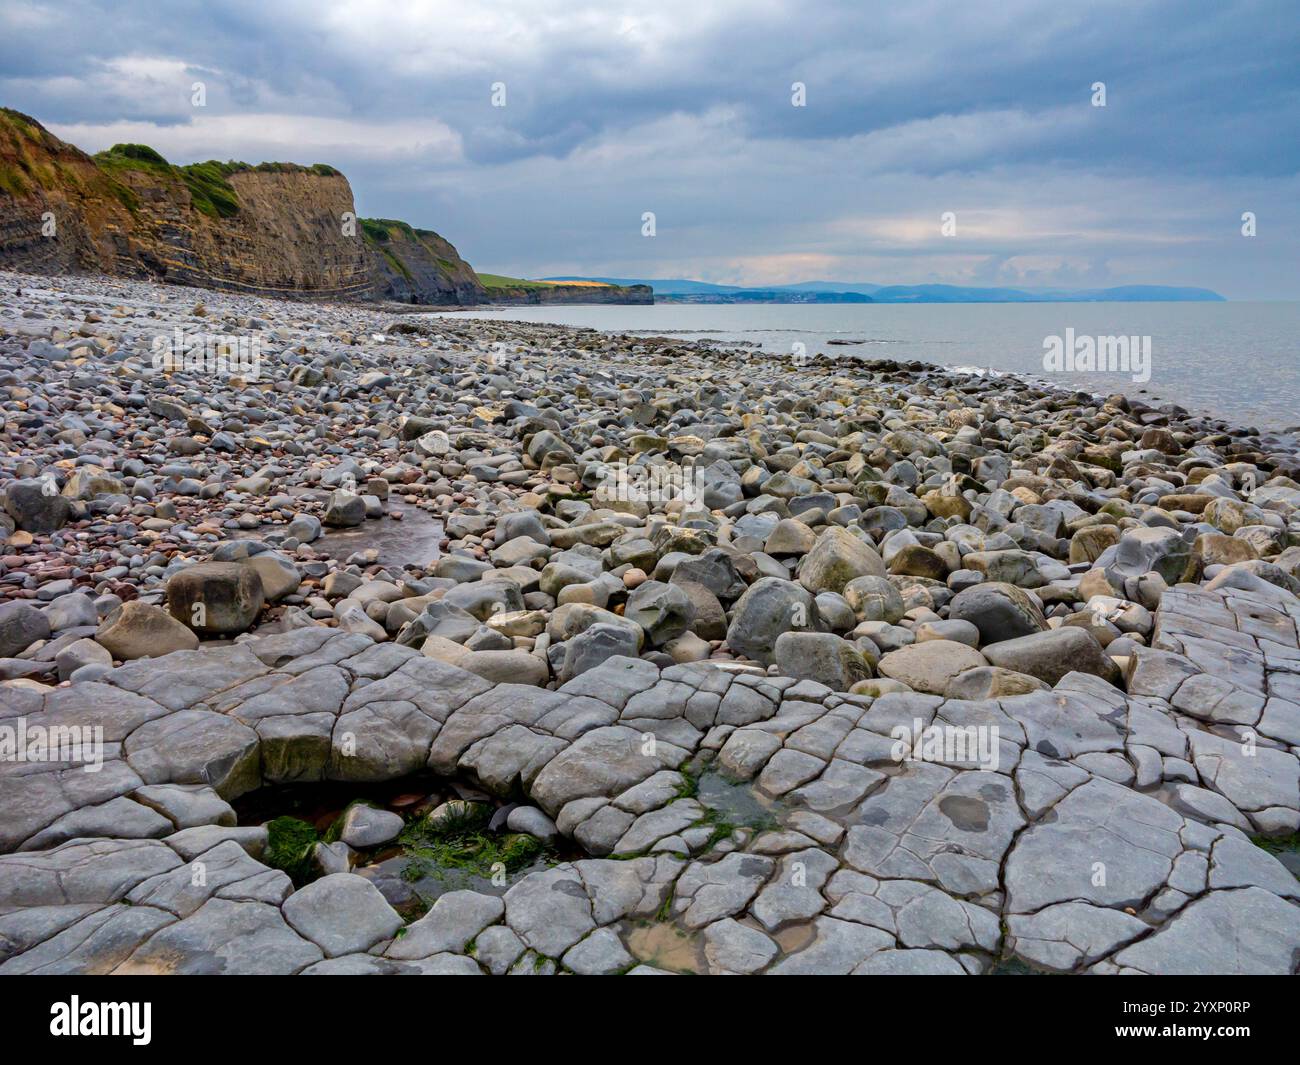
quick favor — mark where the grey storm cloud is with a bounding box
[1,0,1297,296]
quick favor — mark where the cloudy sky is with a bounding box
[2,0,1297,297]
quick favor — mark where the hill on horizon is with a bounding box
[541,276,1226,303]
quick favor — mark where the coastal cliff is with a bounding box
[362,217,482,305]
[0,110,375,299]
[486,280,655,305]
[0,107,650,306]
[478,274,653,305]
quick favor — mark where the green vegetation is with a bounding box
[91,147,340,219]
[0,110,138,208]
[378,245,412,281]
[1252,833,1299,852]
[990,956,1045,975]
[214,160,339,176]
[1252,833,1300,880]
[1,110,339,217]
[477,273,616,291]
[94,144,241,218]
[92,145,173,180]
[360,219,475,284]
[674,764,700,800]
[359,219,426,285]
[693,807,742,851]
[0,160,32,198]
[476,273,552,291]
[359,217,420,243]
[691,766,779,848]
[264,816,321,884]
[0,108,63,198]
[397,804,548,884]
[177,160,241,218]
[0,107,45,138]
[106,143,167,166]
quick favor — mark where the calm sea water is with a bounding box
[435,301,1300,431]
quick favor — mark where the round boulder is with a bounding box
[796,526,886,595]
[97,601,200,660]
[1103,526,1192,587]
[726,577,823,666]
[774,631,875,691]
[242,552,301,601]
[167,562,266,635]
[457,649,549,686]
[948,582,1048,645]
[980,627,1120,687]
[0,600,52,658]
[877,640,987,695]
[558,622,642,682]
[624,580,695,646]
[843,576,906,624]
[944,665,1049,700]
[324,489,366,527]
[4,478,72,534]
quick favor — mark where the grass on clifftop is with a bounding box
[93,145,344,219]
[0,108,56,198]
[2,111,340,215]
[476,273,565,290]
[95,144,241,218]
[360,217,417,243]
[362,219,481,285]
[0,107,136,206]
[360,217,451,244]
[478,273,613,290]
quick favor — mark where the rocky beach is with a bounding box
[2,267,1299,975]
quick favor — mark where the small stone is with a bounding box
[337,805,405,848]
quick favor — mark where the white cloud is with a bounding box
[48,114,463,166]
[1,0,1295,296]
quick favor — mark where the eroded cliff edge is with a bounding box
[0,108,650,306]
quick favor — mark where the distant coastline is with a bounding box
[542,277,1226,304]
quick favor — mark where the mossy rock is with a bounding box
[398,804,547,883]
[264,815,320,884]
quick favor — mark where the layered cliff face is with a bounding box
[0,108,139,277]
[0,109,478,303]
[363,218,484,304]
[109,154,375,299]
[0,107,652,307]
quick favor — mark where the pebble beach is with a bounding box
[2,268,1299,975]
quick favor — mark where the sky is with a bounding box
[2,0,1297,297]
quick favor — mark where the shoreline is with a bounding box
[8,269,1295,436]
[415,300,1300,437]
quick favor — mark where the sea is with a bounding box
[432,300,1300,433]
